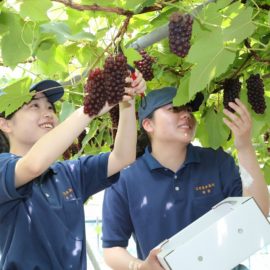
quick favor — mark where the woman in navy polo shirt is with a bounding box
[0,74,146,270]
[102,87,269,270]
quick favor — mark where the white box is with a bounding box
[157,197,270,270]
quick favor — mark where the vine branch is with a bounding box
[244,39,270,64]
[51,0,175,16]
[87,15,132,71]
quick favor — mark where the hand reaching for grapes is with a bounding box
[123,70,146,101]
[223,98,252,151]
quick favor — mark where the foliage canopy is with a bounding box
[0,0,270,182]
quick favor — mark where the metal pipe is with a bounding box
[128,0,217,50]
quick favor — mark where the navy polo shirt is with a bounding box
[0,152,118,270]
[102,144,242,259]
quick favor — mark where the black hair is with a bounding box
[0,130,9,153]
[136,111,154,158]
[0,112,11,153]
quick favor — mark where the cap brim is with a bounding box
[30,80,64,103]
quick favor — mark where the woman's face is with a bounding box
[145,103,197,145]
[5,92,58,147]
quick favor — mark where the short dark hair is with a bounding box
[0,112,13,153]
[0,130,9,153]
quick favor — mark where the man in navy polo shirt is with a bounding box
[102,87,269,270]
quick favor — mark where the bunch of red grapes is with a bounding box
[134,50,155,81]
[84,53,128,116]
[246,74,266,114]
[223,78,241,112]
[168,12,193,58]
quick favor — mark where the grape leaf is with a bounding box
[263,163,270,185]
[196,119,210,147]
[20,0,52,22]
[205,107,230,149]
[59,101,75,122]
[0,78,32,117]
[252,113,267,138]
[0,12,10,35]
[125,0,145,10]
[40,22,94,44]
[1,13,31,67]
[123,47,142,66]
[186,28,236,98]
[174,73,192,106]
[223,7,256,44]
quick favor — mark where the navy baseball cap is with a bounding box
[0,80,64,118]
[30,79,64,103]
[138,87,203,126]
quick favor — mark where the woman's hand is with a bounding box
[139,248,165,270]
[223,98,252,151]
[123,70,146,101]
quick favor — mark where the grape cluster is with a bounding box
[109,105,119,140]
[246,74,266,114]
[168,12,193,58]
[83,53,129,116]
[63,143,79,160]
[134,50,155,81]
[104,54,129,105]
[223,78,241,112]
[83,68,106,117]
[78,129,87,149]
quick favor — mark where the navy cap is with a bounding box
[138,87,203,126]
[30,79,64,103]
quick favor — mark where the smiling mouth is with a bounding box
[178,124,191,129]
[39,123,54,129]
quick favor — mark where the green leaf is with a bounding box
[268,11,270,25]
[196,2,223,32]
[131,0,156,14]
[1,13,31,67]
[196,119,210,147]
[223,7,256,44]
[263,163,270,185]
[0,12,10,35]
[123,47,142,66]
[125,0,145,10]
[216,0,233,10]
[251,112,267,138]
[59,101,75,122]
[66,9,90,33]
[174,73,192,106]
[40,22,94,43]
[35,42,69,75]
[20,0,52,22]
[186,29,236,97]
[0,78,32,116]
[204,107,230,149]
[142,0,156,7]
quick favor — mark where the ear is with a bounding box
[142,118,154,133]
[0,118,11,134]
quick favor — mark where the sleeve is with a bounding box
[102,177,133,249]
[57,152,119,202]
[218,149,242,197]
[0,154,33,219]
